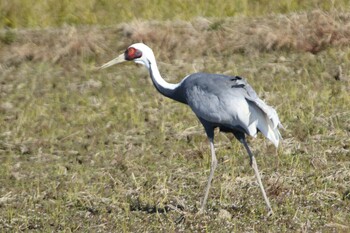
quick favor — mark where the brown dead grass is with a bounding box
[123,10,350,56]
[1,10,350,69]
[0,26,108,68]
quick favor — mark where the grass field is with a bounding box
[1,2,350,232]
[1,0,350,28]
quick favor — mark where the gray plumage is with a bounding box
[179,73,282,146]
[100,43,282,215]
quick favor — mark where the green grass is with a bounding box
[1,0,350,28]
[1,8,350,233]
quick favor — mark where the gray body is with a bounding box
[156,72,281,146]
[181,73,257,130]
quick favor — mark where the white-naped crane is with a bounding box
[100,43,282,215]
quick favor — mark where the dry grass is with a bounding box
[0,26,107,68]
[0,10,350,232]
[2,10,350,68]
[122,10,350,55]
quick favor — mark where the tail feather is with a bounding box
[248,99,282,147]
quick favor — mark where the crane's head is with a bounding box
[100,43,154,70]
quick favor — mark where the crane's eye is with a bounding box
[125,47,142,60]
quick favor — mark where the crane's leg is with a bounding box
[200,138,217,212]
[241,138,273,216]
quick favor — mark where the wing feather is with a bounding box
[182,73,282,147]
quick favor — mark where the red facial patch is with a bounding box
[125,47,142,60]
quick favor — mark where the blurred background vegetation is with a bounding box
[1,0,350,28]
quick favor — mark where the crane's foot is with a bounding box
[174,206,206,224]
[175,213,186,224]
[196,206,206,216]
[267,209,274,217]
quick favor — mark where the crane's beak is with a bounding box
[99,53,126,69]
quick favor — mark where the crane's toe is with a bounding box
[267,209,274,217]
[196,207,207,216]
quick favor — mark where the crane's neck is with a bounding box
[146,58,185,103]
